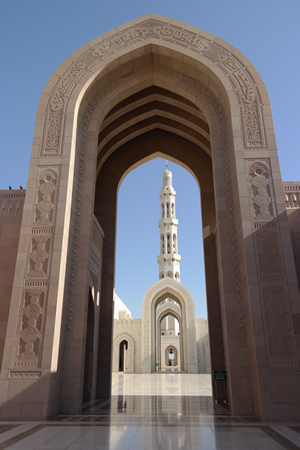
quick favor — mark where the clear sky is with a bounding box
[1,1,299,318]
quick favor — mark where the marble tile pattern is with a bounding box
[0,374,300,449]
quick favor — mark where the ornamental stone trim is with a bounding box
[14,288,47,369]
[40,18,266,158]
[9,371,42,378]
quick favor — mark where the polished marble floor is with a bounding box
[0,373,300,449]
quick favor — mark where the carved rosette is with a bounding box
[43,63,85,155]
[34,169,58,226]
[27,236,51,278]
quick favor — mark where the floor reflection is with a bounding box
[3,375,299,449]
[83,373,229,419]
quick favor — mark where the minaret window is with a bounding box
[166,203,170,218]
[161,204,164,218]
[171,203,175,218]
[167,234,170,253]
[173,234,177,253]
[161,235,165,253]
[175,272,180,281]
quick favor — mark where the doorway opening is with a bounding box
[119,340,128,372]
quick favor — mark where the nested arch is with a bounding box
[113,333,135,373]
[165,345,178,366]
[142,278,197,373]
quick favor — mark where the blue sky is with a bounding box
[1,1,299,318]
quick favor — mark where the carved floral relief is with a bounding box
[248,161,275,221]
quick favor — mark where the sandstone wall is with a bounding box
[0,190,25,368]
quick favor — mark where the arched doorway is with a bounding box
[165,345,178,367]
[113,334,135,373]
[119,340,128,372]
[142,278,197,373]
[2,14,299,422]
[156,297,183,371]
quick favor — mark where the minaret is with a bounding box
[157,162,181,281]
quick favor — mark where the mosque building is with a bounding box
[112,164,210,373]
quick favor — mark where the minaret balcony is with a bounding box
[158,218,178,227]
[157,254,181,264]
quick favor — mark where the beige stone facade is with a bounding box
[112,292,210,373]
[0,14,300,421]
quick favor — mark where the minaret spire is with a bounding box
[157,163,181,281]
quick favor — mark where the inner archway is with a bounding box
[119,340,128,372]
[165,345,178,367]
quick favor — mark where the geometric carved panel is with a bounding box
[27,236,51,278]
[14,288,47,369]
[33,169,58,226]
[262,285,297,366]
[255,230,284,275]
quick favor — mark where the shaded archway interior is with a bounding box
[94,85,225,399]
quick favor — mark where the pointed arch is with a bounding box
[142,277,197,373]
[113,333,135,373]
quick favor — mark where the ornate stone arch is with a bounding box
[113,333,135,373]
[1,14,299,423]
[142,277,197,373]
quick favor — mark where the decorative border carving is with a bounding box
[40,19,266,158]
[267,370,300,378]
[9,371,42,378]
[65,78,132,332]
